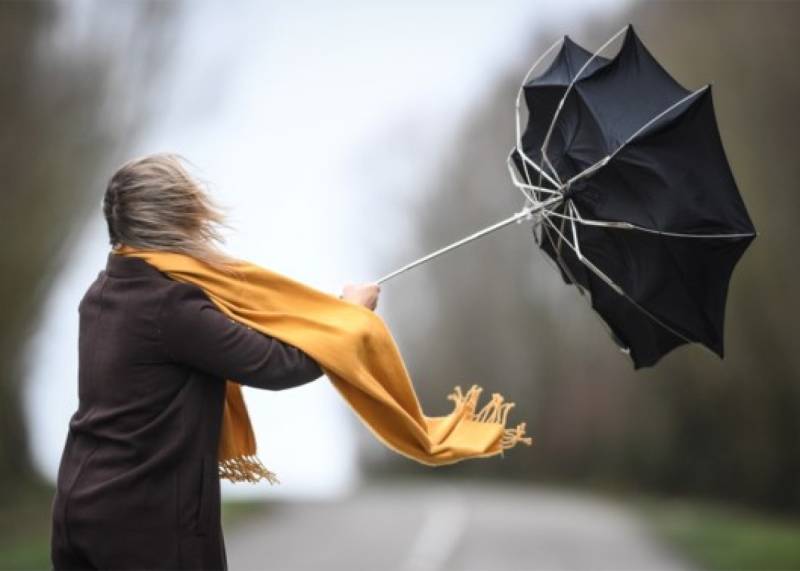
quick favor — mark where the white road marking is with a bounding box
[402,494,468,571]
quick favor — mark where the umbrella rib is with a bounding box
[546,205,755,239]
[507,152,560,221]
[507,153,560,196]
[542,214,622,295]
[538,25,630,187]
[536,216,629,344]
[539,210,586,298]
[515,36,565,154]
[514,35,567,192]
[568,201,583,260]
[619,86,710,149]
[543,154,563,186]
[556,211,568,258]
[516,151,560,189]
[508,158,538,205]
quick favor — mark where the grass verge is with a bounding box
[639,498,800,571]
[0,481,53,571]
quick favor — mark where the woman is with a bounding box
[50,153,380,570]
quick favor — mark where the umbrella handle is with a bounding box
[374,196,562,285]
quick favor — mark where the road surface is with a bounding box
[226,482,692,571]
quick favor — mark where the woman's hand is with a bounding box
[340,283,381,311]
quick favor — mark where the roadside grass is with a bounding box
[0,481,53,571]
[638,498,800,571]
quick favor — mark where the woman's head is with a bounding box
[103,153,237,269]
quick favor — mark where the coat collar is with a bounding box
[105,250,166,279]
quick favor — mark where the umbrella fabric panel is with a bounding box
[572,26,692,154]
[574,88,755,236]
[517,92,611,184]
[582,244,688,368]
[517,39,609,183]
[519,85,569,174]
[658,233,755,353]
[536,206,592,289]
[574,222,753,367]
[527,36,608,88]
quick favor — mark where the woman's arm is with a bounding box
[159,283,323,390]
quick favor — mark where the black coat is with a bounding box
[50,251,323,570]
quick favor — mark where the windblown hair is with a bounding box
[103,153,240,273]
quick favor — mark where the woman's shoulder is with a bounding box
[157,279,217,322]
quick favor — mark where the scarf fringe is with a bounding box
[219,454,280,485]
[448,384,534,450]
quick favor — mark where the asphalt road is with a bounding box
[226,482,692,571]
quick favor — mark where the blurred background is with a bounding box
[1,1,798,569]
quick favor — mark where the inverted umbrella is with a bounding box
[377,25,756,368]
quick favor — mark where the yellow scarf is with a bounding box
[116,245,532,483]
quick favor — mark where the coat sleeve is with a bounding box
[158,282,324,390]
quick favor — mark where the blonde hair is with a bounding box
[103,153,240,273]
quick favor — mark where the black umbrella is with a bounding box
[378,25,756,369]
[509,24,756,367]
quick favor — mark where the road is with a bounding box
[226,482,692,571]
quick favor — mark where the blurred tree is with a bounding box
[0,2,180,504]
[378,1,800,513]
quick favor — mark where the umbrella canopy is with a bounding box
[511,25,756,368]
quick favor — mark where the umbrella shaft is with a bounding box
[375,196,563,285]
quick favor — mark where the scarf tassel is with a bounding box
[219,454,280,485]
[447,385,534,450]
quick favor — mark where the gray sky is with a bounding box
[24,0,628,499]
